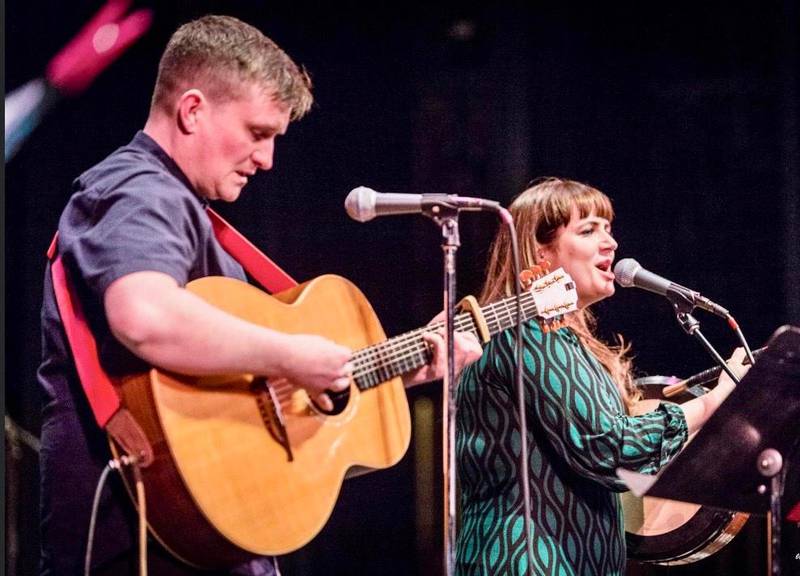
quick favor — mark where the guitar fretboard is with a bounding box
[351,292,543,390]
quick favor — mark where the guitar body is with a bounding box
[112,275,411,568]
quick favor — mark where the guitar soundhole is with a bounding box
[312,387,351,415]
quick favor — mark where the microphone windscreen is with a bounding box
[344,186,376,222]
[613,258,641,287]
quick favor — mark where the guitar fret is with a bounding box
[352,275,569,390]
[483,293,540,333]
[503,298,514,328]
[490,304,501,334]
[353,313,479,390]
[459,315,478,340]
[363,319,475,389]
[523,295,536,322]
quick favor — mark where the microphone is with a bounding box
[613,258,730,317]
[345,186,500,222]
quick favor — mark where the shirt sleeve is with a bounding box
[61,170,204,299]
[494,323,688,492]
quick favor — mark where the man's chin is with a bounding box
[218,187,244,203]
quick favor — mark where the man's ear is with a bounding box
[176,89,206,134]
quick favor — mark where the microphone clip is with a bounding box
[665,286,701,318]
[666,287,704,337]
[665,285,731,318]
[420,194,464,223]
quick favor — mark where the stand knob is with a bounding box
[758,448,784,477]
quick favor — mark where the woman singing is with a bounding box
[455,178,745,575]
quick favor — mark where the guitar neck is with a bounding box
[352,292,542,391]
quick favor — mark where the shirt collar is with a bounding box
[130,130,205,205]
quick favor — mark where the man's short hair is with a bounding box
[151,15,313,120]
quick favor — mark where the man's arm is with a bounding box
[105,271,482,399]
[104,271,352,409]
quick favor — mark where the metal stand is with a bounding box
[5,416,41,576]
[669,290,741,385]
[757,448,785,576]
[5,424,22,576]
[671,297,786,574]
[422,199,461,576]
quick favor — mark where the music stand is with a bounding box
[618,325,800,575]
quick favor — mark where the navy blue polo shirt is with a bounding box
[37,132,275,575]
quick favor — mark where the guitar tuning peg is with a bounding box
[519,269,535,289]
[520,264,549,289]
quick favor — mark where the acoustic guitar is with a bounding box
[111,269,577,569]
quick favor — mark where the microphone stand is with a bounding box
[667,289,741,385]
[421,198,460,576]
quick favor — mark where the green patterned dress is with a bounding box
[456,321,688,575]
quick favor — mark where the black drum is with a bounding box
[621,376,750,565]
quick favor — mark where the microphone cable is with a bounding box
[85,454,147,576]
[725,314,756,365]
[499,208,536,576]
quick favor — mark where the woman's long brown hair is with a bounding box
[480,177,640,410]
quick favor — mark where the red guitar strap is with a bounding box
[205,207,298,293]
[48,234,122,427]
[47,210,297,429]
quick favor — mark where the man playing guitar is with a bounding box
[38,15,481,575]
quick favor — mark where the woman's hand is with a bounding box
[682,346,751,434]
[716,346,750,392]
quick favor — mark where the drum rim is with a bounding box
[626,375,741,564]
[625,505,739,563]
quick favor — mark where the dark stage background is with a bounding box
[5,1,800,575]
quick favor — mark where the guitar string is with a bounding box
[371,294,552,380]
[351,314,513,388]
[350,292,541,374]
[351,308,488,376]
[351,293,544,388]
[351,326,463,390]
[350,290,545,377]
[351,321,464,376]
[351,318,472,380]
[350,310,482,372]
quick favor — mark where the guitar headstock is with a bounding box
[524,267,579,332]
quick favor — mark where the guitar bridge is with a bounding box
[252,377,294,462]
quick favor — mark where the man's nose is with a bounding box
[252,144,274,170]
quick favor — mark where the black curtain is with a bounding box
[5,2,799,574]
